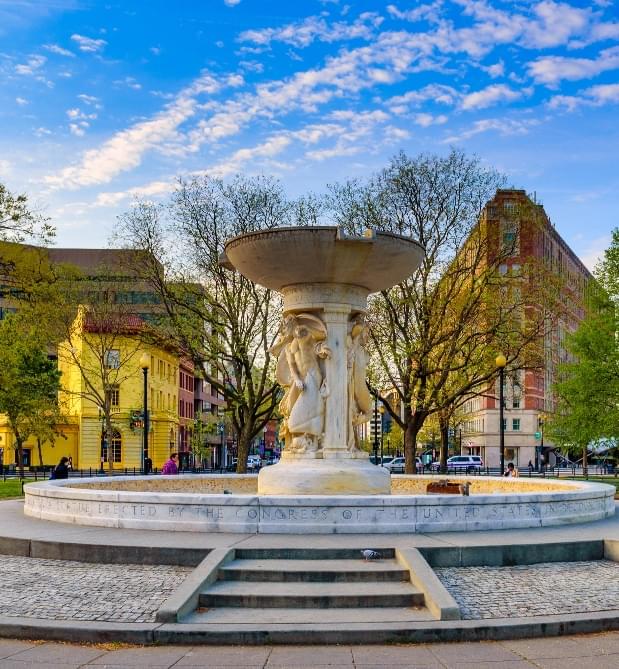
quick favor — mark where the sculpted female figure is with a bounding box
[347,317,372,454]
[271,313,330,454]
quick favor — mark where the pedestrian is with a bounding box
[67,456,73,470]
[528,460,534,474]
[161,453,179,475]
[504,462,519,477]
[51,456,70,480]
[144,456,153,475]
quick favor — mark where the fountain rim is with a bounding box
[224,225,424,254]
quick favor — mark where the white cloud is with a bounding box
[224,0,241,5]
[387,2,443,24]
[238,12,383,48]
[43,43,75,57]
[149,46,161,56]
[549,81,619,110]
[529,46,619,86]
[69,123,87,136]
[44,71,222,189]
[15,54,46,75]
[460,83,522,110]
[443,117,538,142]
[66,107,97,120]
[0,159,12,177]
[414,112,448,126]
[77,93,101,107]
[34,127,52,137]
[15,97,28,105]
[71,34,107,53]
[586,82,619,104]
[113,76,142,90]
[579,234,610,272]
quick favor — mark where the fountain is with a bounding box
[23,227,616,533]
[223,225,424,495]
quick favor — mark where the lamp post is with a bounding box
[373,394,379,465]
[139,353,150,474]
[378,404,385,465]
[496,353,507,476]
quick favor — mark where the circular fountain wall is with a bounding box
[24,476,615,534]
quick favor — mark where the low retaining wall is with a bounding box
[23,475,615,534]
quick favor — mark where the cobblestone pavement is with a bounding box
[0,555,190,623]
[0,632,618,668]
[435,559,619,620]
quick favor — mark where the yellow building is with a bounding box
[57,308,181,471]
[1,314,181,473]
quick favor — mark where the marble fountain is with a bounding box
[24,227,615,534]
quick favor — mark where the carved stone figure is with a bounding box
[271,313,330,454]
[347,316,372,454]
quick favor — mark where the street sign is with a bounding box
[534,431,541,440]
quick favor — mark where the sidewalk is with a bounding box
[0,632,617,668]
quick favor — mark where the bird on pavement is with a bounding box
[361,549,381,561]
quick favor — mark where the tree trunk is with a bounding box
[236,425,252,474]
[105,414,114,473]
[404,413,426,474]
[583,444,588,479]
[15,436,24,479]
[37,438,44,468]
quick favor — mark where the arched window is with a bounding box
[101,429,122,463]
[169,428,175,452]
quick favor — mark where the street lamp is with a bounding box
[379,404,385,465]
[139,352,150,474]
[373,394,379,465]
[496,353,507,476]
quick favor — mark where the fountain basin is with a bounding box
[24,476,615,534]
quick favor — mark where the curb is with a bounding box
[0,611,617,646]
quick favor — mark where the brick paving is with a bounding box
[0,633,617,667]
[0,555,190,623]
[435,559,619,620]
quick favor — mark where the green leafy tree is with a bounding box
[548,230,619,472]
[0,315,62,476]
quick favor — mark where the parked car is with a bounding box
[383,457,423,473]
[247,455,261,471]
[369,455,394,466]
[430,455,483,473]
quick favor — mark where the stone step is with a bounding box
[234,547,396,560]
[184,605,433,625]
[199,580,423,609]
[219,558,410,583]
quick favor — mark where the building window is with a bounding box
[108,385,120,407]
[502,419,507,431]
[101,429,122,463]
[499,264,508,275]
[512,418,521,431]
[512,397,520,409]
[104,349,120,369]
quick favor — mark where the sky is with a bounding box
[0,0,618,269]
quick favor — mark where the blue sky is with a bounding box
[0,0,618,268]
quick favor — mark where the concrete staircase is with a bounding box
[184,548,433,627]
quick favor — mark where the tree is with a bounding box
[56,300,145,473]
[116,175,301,473]
[331,150,562,473]
[0,183,54,279]
[0,315,62,476]
[548,230,619,472]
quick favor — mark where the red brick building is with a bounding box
[460,190,592,468]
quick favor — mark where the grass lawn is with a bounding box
[0,479,35,498]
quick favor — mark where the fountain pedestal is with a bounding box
[223,226,424,495]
